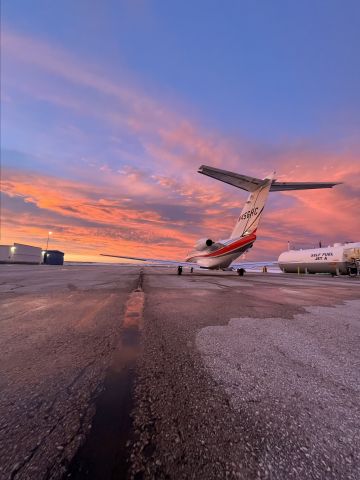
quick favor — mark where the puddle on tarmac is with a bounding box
[64,274,144,479]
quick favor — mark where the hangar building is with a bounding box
[0,243,42,264]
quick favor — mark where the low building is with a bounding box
[0,243,42,264]
[43,250,64,265]
[0,245,12,263]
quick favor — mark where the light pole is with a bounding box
[46,231,52,252]
[44,231,53,264]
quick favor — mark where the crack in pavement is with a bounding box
[62,269,145,479]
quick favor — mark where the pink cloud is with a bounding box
[2,27,360,261]
[2,26,246,176]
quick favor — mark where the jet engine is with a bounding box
[194,238,214,251]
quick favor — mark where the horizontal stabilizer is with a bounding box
[270,181,341,191]
[198,166,267,192]
[198,165,341,192]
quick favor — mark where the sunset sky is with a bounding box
[1,1,359,262]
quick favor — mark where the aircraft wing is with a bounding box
[101,254,278,271]
[100,254,198,268]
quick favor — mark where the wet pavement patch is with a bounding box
[64,272,144,479]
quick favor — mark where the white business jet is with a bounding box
[101,166,340,273]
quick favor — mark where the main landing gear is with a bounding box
[237,268,245,276]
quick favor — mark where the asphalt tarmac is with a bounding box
[0,265,359,480]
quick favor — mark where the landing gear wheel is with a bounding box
[237,268,245,276]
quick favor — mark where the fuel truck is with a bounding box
[278,242,360,275]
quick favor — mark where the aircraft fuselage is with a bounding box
[185,232,256,269]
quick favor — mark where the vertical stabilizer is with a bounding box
[230,174,274,238]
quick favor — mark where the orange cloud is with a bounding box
[3,148,359,263]
[1,168,220,261]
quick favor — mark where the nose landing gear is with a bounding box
[237,268,245,276]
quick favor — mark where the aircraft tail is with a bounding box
[198,165,341,239]
[230,176,273,238]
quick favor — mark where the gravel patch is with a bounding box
[196,300,360,480]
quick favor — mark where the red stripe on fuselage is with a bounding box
[186,232,257,261]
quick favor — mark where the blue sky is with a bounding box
[1,1,359,260]
[4,0,360,143]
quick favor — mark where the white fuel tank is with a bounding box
[278,242,360,275]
